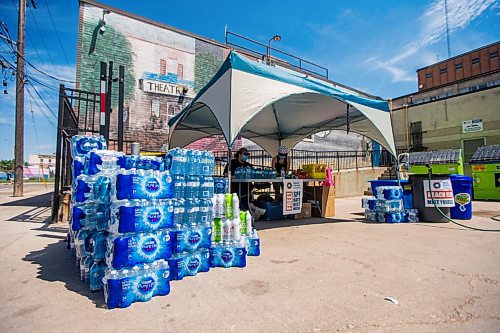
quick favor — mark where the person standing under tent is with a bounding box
[272,145,291,199]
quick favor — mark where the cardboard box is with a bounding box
[291,203,312,220]
[302,202,312,219]
[304,185,335,218]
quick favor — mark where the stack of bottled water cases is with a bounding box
[211,193,260,268]
[362,186,419,223]
[234,167,277,179]
[69,135,173,309]
[68,137,260,309]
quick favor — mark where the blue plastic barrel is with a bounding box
[449,174,473,220]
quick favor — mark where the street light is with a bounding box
[267,34,281,64]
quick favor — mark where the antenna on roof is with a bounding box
[444,0,451,58]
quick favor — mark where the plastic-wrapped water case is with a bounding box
[89,261,107,292]
[361,197,377,210]
[71,203,110,231]
[115,169,172,200]
[106,230,172,270]
[71,135,107,158]
[90,230,108,261]
[75,229,93,259]
[86,150,127,175]
[172,223,212,254]
[376,199,404,212]
[103,260,170,309]
[245,231,260,256]
[109,199,174,234]
[73,174,112,204]
[131,155,165,171]
[210,242,247,268]
[364,209,378,222]
[376,186,403,200]
[72,156,86,178]
[377,211,405,223]
[167,249,210,280]
[214,177,228,194]
[404,209,419,222]
[79,256,93,282]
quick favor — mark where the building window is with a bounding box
[177,64,184,80]
[463,138,485,163]
[410,121,423,148]
[151,99,160,117]
[455,63,463,69]
[425,73,432,79]
[490,51,498,59]
[160,59,167,75]
[471,57,480,65]
[439,68,447,74]
[40,159,43,163]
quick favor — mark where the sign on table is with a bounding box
[283,179,303,215]
[423,179,454,207]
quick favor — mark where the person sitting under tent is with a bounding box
[224,147,266,219]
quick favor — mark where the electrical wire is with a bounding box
[27,81,57,118]
[25,85,56,128]
[27,5,58,73]
[28,94,41,155]
[41,0,71,67]
[426,168,500,232]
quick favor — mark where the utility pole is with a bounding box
[14,0,26,197]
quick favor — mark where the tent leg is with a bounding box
[227,148,232,194]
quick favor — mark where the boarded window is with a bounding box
[160,59,167,75]
[177,64,184,80]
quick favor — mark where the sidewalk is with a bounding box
[0,186,499,332]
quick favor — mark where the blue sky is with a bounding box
[0,0,498,160]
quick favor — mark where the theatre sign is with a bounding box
[139,72,195,98]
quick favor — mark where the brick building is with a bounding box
[77,0,231,152]
[392,41,500,175]
[76,0,371,154]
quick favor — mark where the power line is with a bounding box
[26,5,58,72]
[27,81,57,118]
[0,36,76,83]
[25,84,56,127]
[28,94,41,155]
[41,0,71,67]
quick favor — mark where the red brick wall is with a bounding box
[185,136,242,152]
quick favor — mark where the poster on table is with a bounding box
[423,179,454,207]
[283,179,303,215]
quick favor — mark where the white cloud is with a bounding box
[367,0,494,83]
[365,58,415,83]
[390,0,495,64]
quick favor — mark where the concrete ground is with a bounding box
[0,184,499,333]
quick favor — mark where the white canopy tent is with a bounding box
[169,51,396,157]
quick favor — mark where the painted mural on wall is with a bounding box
[77,3,225,150]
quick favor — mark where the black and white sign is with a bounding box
[462,118,483,133]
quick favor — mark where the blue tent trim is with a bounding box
[169,51,390,128]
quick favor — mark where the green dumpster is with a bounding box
[470,145,500,200]
[403,149,464,175]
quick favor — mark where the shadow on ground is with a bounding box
[0,192,52,207]
[22,235,106,309]
[255,217,359,230]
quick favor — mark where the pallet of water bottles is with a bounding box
[67,135,260,309]
[361,185,419,223]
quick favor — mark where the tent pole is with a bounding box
[227,147,232,194]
